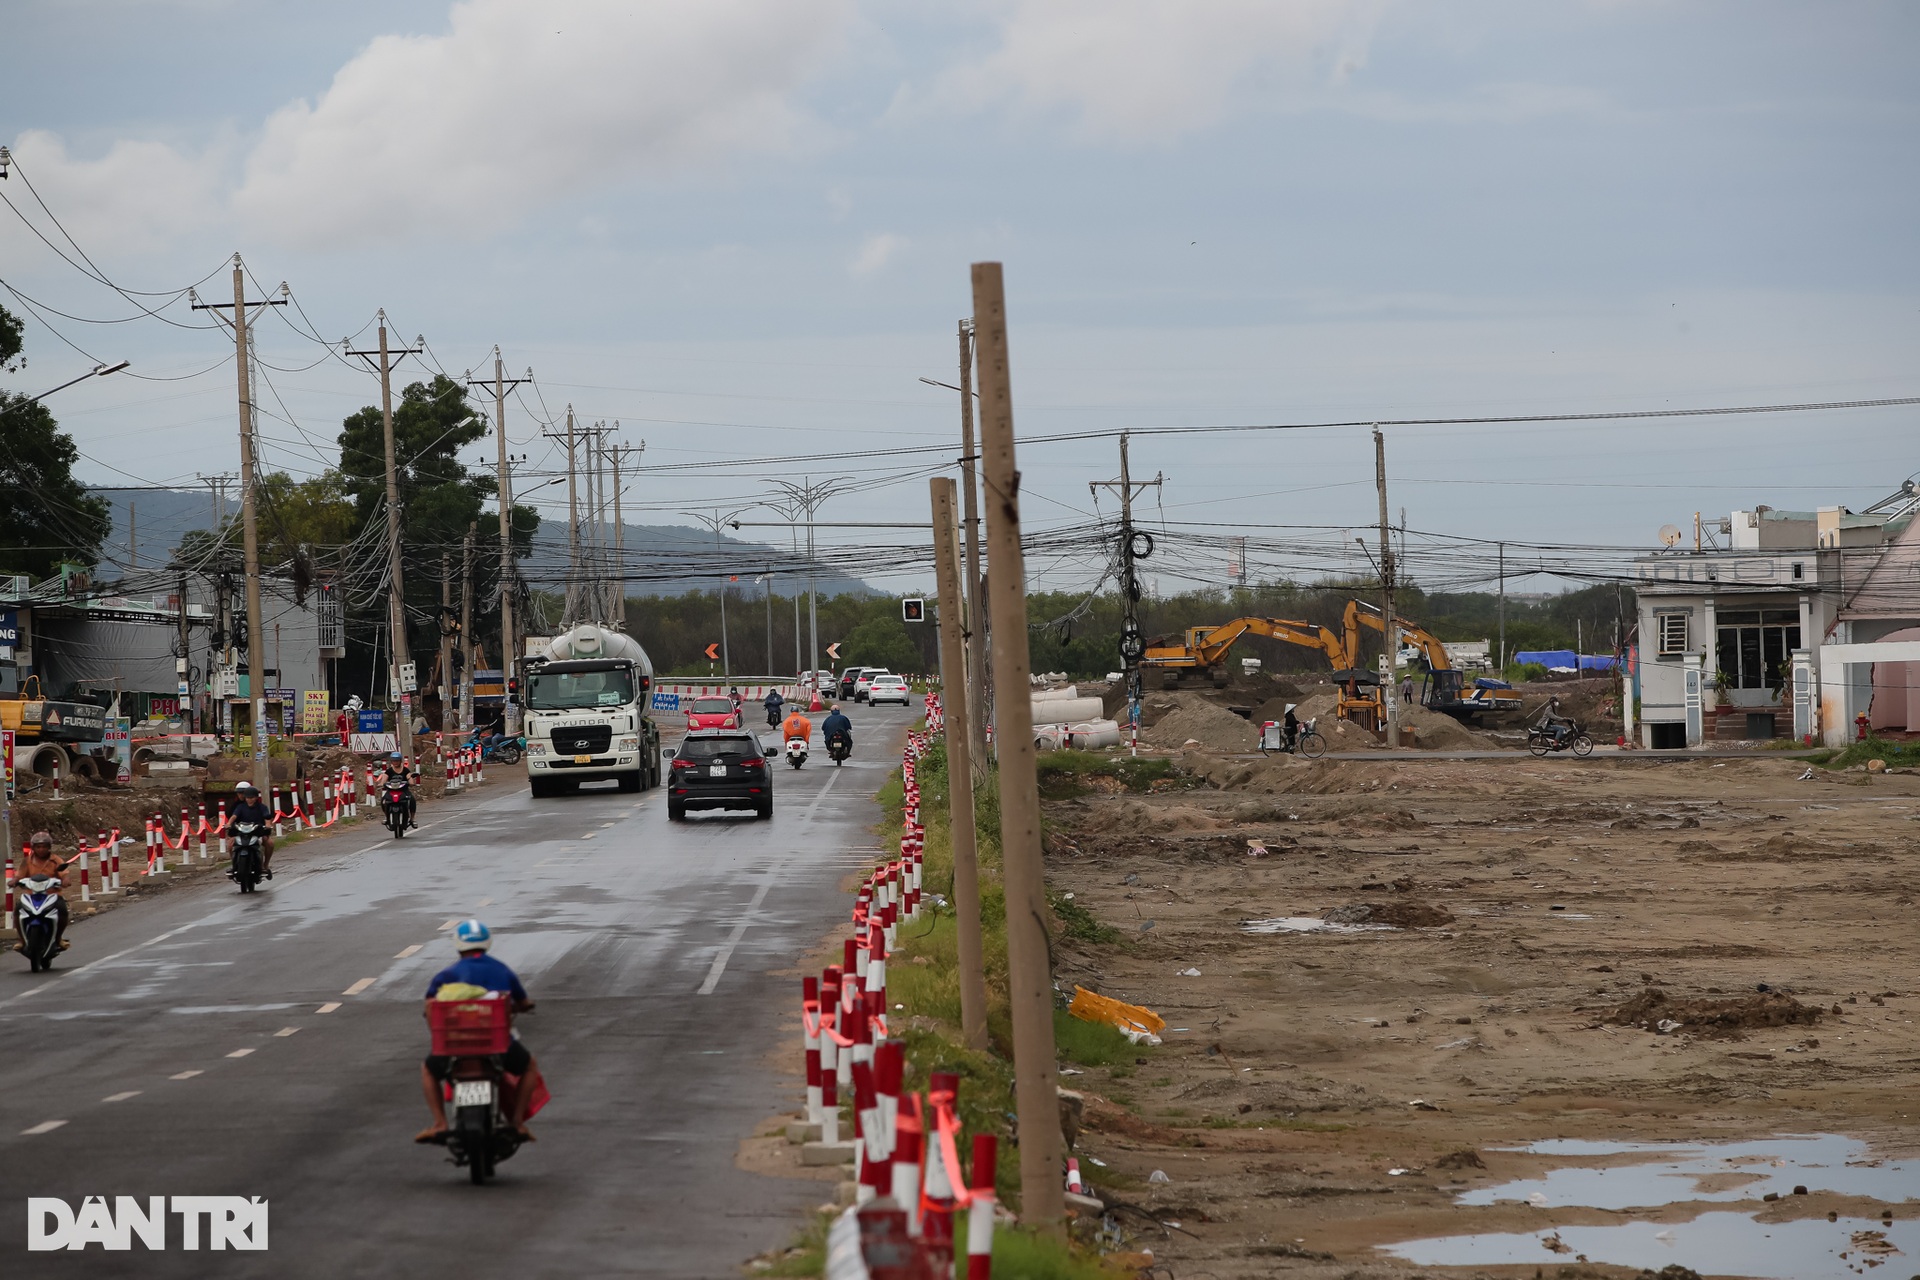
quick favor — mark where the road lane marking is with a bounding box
[102,1092,140,1103]
[274,1027,301,1037]
[317,1002,341,1014]
[394,945,423,958]
[801,767,844,820]
[581,833,597,839]
[438,919,457,930]
[22,1120,67,1135]
[226,1048,255,1058]
[343,978,376,995]
[170,1071,203,1080]
[477,898,493,907]
[697,876,779,996]
[600,822,616,828]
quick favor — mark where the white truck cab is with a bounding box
[522,625,662,797]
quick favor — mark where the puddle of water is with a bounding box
[1239,916,1394,935]
[1462,1134,1920,1210]
[1383,1212,1913,1279]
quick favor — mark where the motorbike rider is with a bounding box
[230,780,276,879]
[821,705,853,754]
[11,831,73,953]
[762,687,785,727]
[781,709,813,746]
[1282,704,1300,751]
[379,751,419,828]
[416,920,547,1144]
[1537,695,1577,747]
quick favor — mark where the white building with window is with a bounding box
[1632,494,1920,748]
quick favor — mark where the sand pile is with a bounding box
[1144,701,1259,752]
[1609,988,1820,1037]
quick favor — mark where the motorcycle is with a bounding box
[826,732,851,766]
[230,819,266,893]
[466,729,521,766]
[13,874,64,971]
[765,704,783,728]
[383,778,414,838]
[785,737,809,770]
[427,997,532,1186]
[1528,719,1594,757]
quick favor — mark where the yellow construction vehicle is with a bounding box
[1139,617,1385,727]
[1341,600,1523,724]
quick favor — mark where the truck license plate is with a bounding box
[452,1081,493,1108]
[574,754,591,764]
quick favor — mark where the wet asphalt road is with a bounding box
[0,706,911,1278]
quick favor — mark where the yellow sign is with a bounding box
[302,690,330,734]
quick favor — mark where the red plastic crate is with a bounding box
[428,997,512,1056]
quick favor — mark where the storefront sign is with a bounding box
[104,717,132,783]
[301,691,330,734]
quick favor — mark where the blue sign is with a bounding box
[356,709,386,733]
[650,692,681,713]
[0,609,17,645]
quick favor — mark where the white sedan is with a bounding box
[866,674,912,707]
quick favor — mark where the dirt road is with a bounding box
[1044,749,1920,1278]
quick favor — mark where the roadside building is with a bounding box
[1632,490,1920,748]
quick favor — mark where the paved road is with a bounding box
[0,705,911,1277]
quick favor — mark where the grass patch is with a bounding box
[1049,889,1123,946]
[1053,1008,1141,1067]
[1035,750,1187,799]
[976,1219,1133,1280]
[756,1210,831,1277]
[1812,735,1920,770]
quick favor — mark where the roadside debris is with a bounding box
[1068,986,1166,1044]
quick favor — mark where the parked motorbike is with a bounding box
[785,737,809,770]
[466,729,521,766]
[1527,719,1594,757]
[13,874,64,971]
[383,779,414,838]
[230,819,266,893]
[426,997,529,1186]
[826,732,851,766]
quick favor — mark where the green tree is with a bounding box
[839,615,922,672]
[0,303,111,579]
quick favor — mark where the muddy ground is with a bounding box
[1043,749,1920,1278]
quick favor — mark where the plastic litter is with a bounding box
[1068,985,1166,1045]
[1177,967,1201,977]
[1148,1170,1171,1184]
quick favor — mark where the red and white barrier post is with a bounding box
[3,856,13,929]
[966,1134,998,1280]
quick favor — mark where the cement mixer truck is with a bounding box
[521,624,662,798]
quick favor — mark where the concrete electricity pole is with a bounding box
[970,261,1065,1232]
[460,522,476,733]
[607,437,643,631]
[346,315,426,761]
[929,476,989,1052]
[1091,433,1163,748]
[439,553,455,737]
[466,353,529,734]
[1374,425,1398,751]
[957,319,991,773]
[191,257,286,792]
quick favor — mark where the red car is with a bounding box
[685,695,742,731]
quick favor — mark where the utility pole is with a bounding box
[1497,540,1506,672]
[682,508,748,678]
[177,568,194,733]
[460,522,476,733]
[607,436,643,631]
[929,476,990,1051]
[346,314,426,761]
[439,553,455,738]
[1374,425,1398,751]
[958,319,991,773]
[970,261,1065,1233]
[765,478,847,687]
[465,352,529,734]
[565,408,580,623]
[190,257,286,792]
[1091,433,1163,751]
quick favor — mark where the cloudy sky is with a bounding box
[4,0,1917,595]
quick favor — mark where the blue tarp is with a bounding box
[1513,650,1617,672]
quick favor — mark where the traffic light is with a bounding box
[902,597,926,623]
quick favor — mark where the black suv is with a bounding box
[667,730,772,821]
[837,668,867,700]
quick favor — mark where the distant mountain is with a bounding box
[90,488,874,597]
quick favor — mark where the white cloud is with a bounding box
[930,0,1384,143]
[849,231,905,275]
[4,128,229,259]
[231,0,854,248]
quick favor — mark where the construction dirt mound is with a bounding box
[1323,901,1456,928]
[1141,699,1259,753]
[1609,988,1821,1037]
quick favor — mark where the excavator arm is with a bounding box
[1141,617,1349,675]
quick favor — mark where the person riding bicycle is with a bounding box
[11,831,74,953]
[781,710,813,745]
[822,706,852,754]
[1537,696,1577,747]
[763,688,785,727]
[230,780,276,879]
[379,751,419,828]
[417,920,547,1144]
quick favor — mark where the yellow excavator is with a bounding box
[1138,617,1385,727]
[1341,600,1524,724]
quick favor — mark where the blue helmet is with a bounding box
[453,919,492,952]
[390,751,404,762]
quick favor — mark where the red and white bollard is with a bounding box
[196,803,210,861]
[110,835,122,892]
[966,1134,998,1280]
[178,808,193,863]
[819,969,843,1145]
[803,976,823,1127]
[1066,1157,1083,1194]
[216,800,230,857]
[76,845,91,904]
[890,1103,924,1237]
[270,787,285,838]
[3,856,14,929]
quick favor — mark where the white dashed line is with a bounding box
[317,1002,341,1014]
[274,1027,301,1037]
[102,1092,141,1103]
[697,876,779,996]
[170,1071,203,1081]
[21,1120,67,1136]
[342,978,375,996]
[394,945,423,958]
[226,1048,255,1058]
